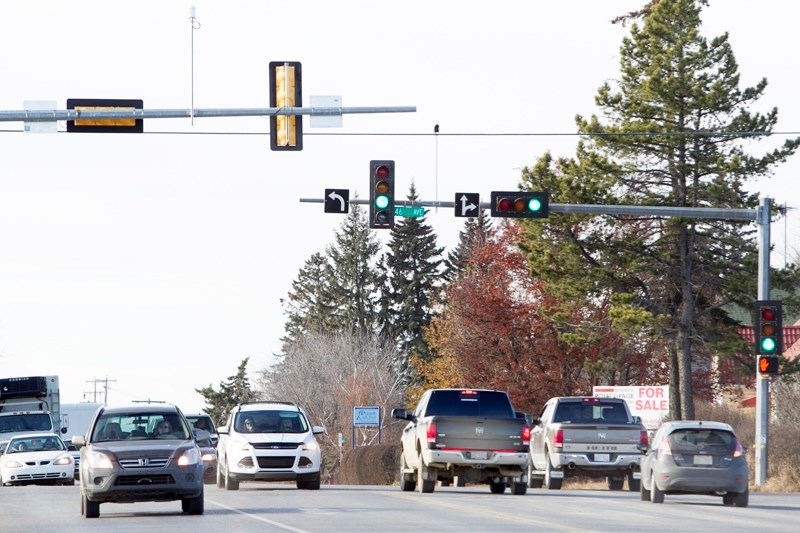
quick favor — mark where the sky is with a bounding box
[1,1,799,413]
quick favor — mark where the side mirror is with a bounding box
[61,427,68,434]
[391,408,413,421]
[217,427,228,435]
[312,426,325,435]
[72,435,86,447]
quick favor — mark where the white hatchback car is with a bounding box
[216,401,324,490]
[1,433,75,486]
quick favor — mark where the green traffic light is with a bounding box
[375,195,389,209]
[528,198,542,212]
[761,337,776,353]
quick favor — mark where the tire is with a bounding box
[399,452,416,492]
[733,488,749,508]
[417,450,435,493]
[627,471,641,492]
[183,486,204,515]
[607,476,624,491]
[544,452,562,490]
[440,479,451,487]
[455,476,466,487]
[511,481,527,495]
[83,494,100,519]
[650,473,664,504]
[526,461,543,488]
[302,473,321,490]
[489,479,506,494]
[640,475,651,501]
[224,463,240,491]
[216,462,225,489]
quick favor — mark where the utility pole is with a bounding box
[86,377,116,404]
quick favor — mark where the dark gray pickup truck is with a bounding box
[392,388,531,495]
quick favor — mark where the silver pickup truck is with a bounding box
[528,396,648,491]
[392,388,530,495]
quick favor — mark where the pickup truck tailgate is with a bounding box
[431,417,525,451]
[561,424,642,453]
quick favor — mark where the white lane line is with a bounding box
[206,499,312,533]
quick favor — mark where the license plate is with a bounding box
[693,454,713,465]
[470,451,488,460]
[594,453,610,462]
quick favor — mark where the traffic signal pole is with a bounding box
[756,196,772,486]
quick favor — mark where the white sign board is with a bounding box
[593,385,669,430]
[353,406,380,426]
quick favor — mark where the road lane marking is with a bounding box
[206,499,311,532]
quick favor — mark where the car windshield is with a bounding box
[92,413,191,442]
[235,410,309,434]
[6,435,65,453]
[668,428,736,454]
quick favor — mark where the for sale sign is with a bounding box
[592,385,669,430]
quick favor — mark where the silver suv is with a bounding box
[217,401,324,490]
[73,403,205,518]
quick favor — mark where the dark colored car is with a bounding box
[192,428,218,484]
[72,403,205,518]
[186,414,219,447]
[640,420,748,507]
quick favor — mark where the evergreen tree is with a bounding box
[323,203,383,337]
[280,252,334,351]
[519,0,800,419]
[195,358,255,426]
[382,183,445,381]
[443,207,493,283]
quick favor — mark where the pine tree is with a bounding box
[280,252,334,351]
[519,0,800,419]
[443,207,493,283]
[382,183,445,382]
[195,358,255,426]
[323,204,383,337]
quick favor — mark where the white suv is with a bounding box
[216,401,324,490]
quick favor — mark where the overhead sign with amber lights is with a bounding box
[66,98,144,133]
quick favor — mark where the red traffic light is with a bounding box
[761,307,776,321]
[375,165,390,180]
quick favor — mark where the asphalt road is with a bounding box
[0,483,797,532]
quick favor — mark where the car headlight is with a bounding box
[53,455,73,466]
[177,447,200,466]
[3,460,23,469]
[201,452,216,463]
[303,440,319,452]
[87,450,114,469]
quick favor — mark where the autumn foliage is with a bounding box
[420,222,664,415]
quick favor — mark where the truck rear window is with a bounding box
[553,401,630,423]
[426,390,514,418]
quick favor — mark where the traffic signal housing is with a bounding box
[269,61,302,151]
[754,300,782,356]
[490,191,549,218]
[369,160,395,229]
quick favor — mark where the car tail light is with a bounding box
[659,437,672,456]
[733,441,745,458]
[640,429,649,449]
[522,426,531,446]
[426,423,437,447]
[553,428,563,449]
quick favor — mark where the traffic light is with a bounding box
[754,300,782,356]
[269,61,302,151]
[490,191,549,218]
[758,355,779,375]
[369,160,395,229]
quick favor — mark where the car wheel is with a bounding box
[489,479,506,494]
[511,481,527,495]
[544,452,562,490]
[417,450,435,493]
[440,479,451,487]
[399,452,416,492]
[83,494,100,519]
[639,474,651,501]
[224,462,239,491]
[183,486,204,515]
[216,463,225,488]
[627,471,641,492]
[455,476,466,487]
[300,473,321,490]
[527,461,543,489]
[607,476,624,491]
[733,488,749,508]
[650,473,664,504]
